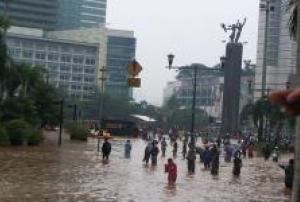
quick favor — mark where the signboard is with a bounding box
[128,59,142,77]
[128,78,141,87]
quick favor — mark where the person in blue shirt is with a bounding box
[124,140,132,158]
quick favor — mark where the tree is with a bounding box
[240,98,288,143]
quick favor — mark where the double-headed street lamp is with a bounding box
[167,54,221,148]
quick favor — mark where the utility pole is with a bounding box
[190,66,197,147]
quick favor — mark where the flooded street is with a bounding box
[0,133,291,202]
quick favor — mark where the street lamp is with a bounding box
[166,54,197,148]
[167,53,175,69]
[166,54,221,148]
[97,67,106,152]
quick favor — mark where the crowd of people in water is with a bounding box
[100,130,294,188]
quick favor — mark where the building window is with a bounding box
[60,75,70,81]
[83,86,94,91]
[48,62,59,71]
[72,76,82,82]
[84,77,95,83]
[73,55,84,64]
[48,53,59,61]
[72,65,83,73]
[71,85,81,90]
[8,48,21,58]
[22,50,33,59]
[61,54,71,63]
[85,57,96,65]
[60,64,71,72]
[35,52,46,60]
[84,68,95,74]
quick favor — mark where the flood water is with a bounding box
[0,133,291,202]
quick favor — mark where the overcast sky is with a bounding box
[106,0,260,106]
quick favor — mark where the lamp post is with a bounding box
[167,54,221,148]
[97,67,106,152]
[167,54,196,148]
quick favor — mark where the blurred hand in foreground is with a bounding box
[269,88,300,115]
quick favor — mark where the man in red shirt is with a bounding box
[165,158,177,185]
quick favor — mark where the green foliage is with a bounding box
[27,129,44,146]
[65,122,88,141]
[0,124,9,146]
[240,98,292,143]
[287,0,298,40]
[5,119,30,146]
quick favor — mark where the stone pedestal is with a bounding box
[221,43,243,135]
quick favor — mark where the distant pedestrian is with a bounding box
[262,144,271,161]
[224,144,233,162]
[143,142,153,165]
[182,142,187,159]
[161,138,167,157]
[151,141,159,166]
[124,140,132,158]
[102,138,112,160]
[203,147,211,169]
[279,159,294,189]
[187,148,196,174]
[248,143,254,158]
[211,144,219,175]
[216,137,221,148]
[165,158,177,185]
[173,141,178,158]
[272,146,279,162]
[233,153,242,177]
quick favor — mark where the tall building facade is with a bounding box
[0,0,58,30]
[56,0,107,30]
[255,0,296,98]
[6,29,99,101]
[106,29,136,98]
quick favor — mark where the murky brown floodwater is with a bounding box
[0,132,291,202]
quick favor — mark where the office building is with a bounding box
[106,29,136,98]
[0,0,58,30]
[56,0,107,30]
[255,0,296,98]
[163,64,224,120]
[6,28,99,100]
[48,27,136,98]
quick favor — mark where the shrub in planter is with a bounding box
[27,129,44,146]
[65,122,88,141]
[5,119,30,146]
[0,125,9,146]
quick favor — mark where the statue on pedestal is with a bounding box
[221,18,247,43]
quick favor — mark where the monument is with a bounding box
[220,18,246,135]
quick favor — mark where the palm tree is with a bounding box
[287,0,300,200]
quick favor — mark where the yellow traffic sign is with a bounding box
[128,59,142,77]
[128,78,141,88]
